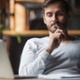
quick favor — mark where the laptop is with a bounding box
[0,39,14,78]
[0,39,37,79]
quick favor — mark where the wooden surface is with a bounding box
[2,30,48,36]
[15,0,44,3]
[2,30,80,36]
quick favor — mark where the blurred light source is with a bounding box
[10,0,14,14]
[15,3,29,32]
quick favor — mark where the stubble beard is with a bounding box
[47,27,56,33]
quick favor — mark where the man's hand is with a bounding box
[45,29,65,53]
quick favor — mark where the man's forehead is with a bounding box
[44,2,64,10]
[44,7,65,13]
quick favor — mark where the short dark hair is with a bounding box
[42,0,71,13]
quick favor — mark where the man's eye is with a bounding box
[47,14,52,17]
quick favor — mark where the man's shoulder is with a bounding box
[24,37,48,48]
[27,36,48,43]
[71,36,80,45]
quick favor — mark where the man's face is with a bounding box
[43,2,69,33]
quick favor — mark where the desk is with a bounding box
[0,78,80,80]
[2,30,48,36]
[2,30,80,36]
[0,79,44,80]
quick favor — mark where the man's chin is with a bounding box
[49,30,56,33]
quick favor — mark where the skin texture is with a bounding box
[43,2,74,53]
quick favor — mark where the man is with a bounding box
[19,0,80,77]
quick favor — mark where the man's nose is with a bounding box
[51,14,57,22]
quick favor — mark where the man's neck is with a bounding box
[61,30,76,43]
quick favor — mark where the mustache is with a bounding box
[50,23,65,29]
[50,23,59,28]
[50,23,56,27]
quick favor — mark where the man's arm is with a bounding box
[19,39,50,76]
[45,29,65,53]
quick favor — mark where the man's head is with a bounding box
[42,0,71,33]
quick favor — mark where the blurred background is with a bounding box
[0,0,80,74]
